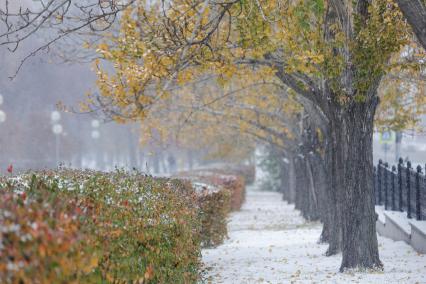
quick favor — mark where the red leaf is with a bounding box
[76,207,83,215]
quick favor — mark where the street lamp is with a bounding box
[51,110,61,122]
[91,130,100,139]
[91,119,100,139]
[0,110,6,124]
[52,124,63,135]
[91,119,100,128]
[0,96,5,171]
[91,119,101,168]
[51,111,63,166]
[0,94,5,123]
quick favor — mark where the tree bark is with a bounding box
[152,154,160,174]
[313,144,338,248]
[334,100,382,271]
[324,200,341,256]
[128,129,138,170]
[279,154,291,201]
[395,0,426,50]
[324,118,342,256]
[306,158,320,221]
[294,157,304,212]
[287,155,296,203]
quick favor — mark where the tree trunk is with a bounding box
[320,117,342,255]
[306,158,320,221]
[395,0,426,50]
[287,155,296,203]
[187,149,194,170]
[280,157,291,201]
[152,154,160,174]
[295,157,309,215]
[324,198,341,256]
[128,130,138,170]
[313,149,338,248]
[294,157,302,211]
[294,156,319,220]
[334,101,382,271]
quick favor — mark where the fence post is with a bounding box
[407,161,412,219]
[416,165,422,220]
[398,158,403,212]
[392,165,396,211]
[378,160,382,205]
[384,162,389,210]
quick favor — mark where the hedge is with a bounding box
[0,169,201,284]
[191,181,231,248]
[203,173,245,212]
[177,170,246,248]
[221,165,256,186]
[180,170,246,211]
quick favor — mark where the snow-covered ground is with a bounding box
[201,188,426,283]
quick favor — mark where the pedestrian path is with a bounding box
[201,188,426,283]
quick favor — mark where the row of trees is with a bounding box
[1,0,426,272]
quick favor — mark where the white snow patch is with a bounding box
[384,211,411,235]
[375,205,386,224]
[409,220,426,237]
[202,189,426,283]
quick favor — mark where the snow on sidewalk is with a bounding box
[201,188,426,284]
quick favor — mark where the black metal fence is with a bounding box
[374,159,426,220]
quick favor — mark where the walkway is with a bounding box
[201,188,426,283]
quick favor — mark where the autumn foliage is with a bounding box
[178,169,247,247]
[0,169,202,283]
[203,173,245,212]
[193,182,231,248]
[180,170,246,211]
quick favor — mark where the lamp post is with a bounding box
[0,95,6,170]
[0,110,5,124]
[51,111,63,166]
[91,119,100,139]
[91,119,100,169]
[0,94,5,124]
